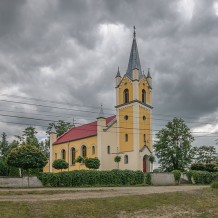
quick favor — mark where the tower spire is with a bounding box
[126,26,142,79]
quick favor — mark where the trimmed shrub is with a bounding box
[211,181,218,189]
[145,173,152,185]
[52,159,69,171]
[84,158,100,170]
[38,169,144,187]
[191,163,218,172]
[185,170,218,184]
[172,170,181,184]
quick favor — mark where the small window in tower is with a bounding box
[123,89,129,103]
[144,134,146,142]
[143,116,146,121]
[142,89,146,103]
[107,145,110,154]
[55,153,57,160]
[124,155,128,164]
[124,115,128,120]
[125,134,128,142]
[92,146,95,155]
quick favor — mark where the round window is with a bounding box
[124,115,128,120]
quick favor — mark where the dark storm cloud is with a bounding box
[0,0,218,146]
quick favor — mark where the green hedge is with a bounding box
[191,163,218,172]
[38,169,144,187]
[186,170,218,184]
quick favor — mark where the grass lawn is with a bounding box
[0,188,217,218]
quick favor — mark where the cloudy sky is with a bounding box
[0,0,218,150]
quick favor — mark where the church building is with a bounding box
[44,28,153,173]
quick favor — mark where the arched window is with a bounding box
[124,155,128,164]
[142,89,146,103]
[61,149,66,160]
[71,147,76,165]
[92,146,95,155]
[81,145,87,158]
[123,89,129,103]
[125,134,128,142]
[55,153,57,160]
[124,115,128,120]
[107,145,110,154]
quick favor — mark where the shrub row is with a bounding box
[38,169,144,187]
[191,163,218,172]
[186,170,218,184]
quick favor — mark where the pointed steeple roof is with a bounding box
[126,26,143,79]
[147,68,152,78]
[97,105,105,119]
[115,66,121,78]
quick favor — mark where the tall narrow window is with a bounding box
[144,134,146,142]
[61,149,66,160]
[71,147,76,165]
[107,145,110,154]
[124,155,128,164]
[142,89,146,103]
[81,145,87,158]
[123,89,129,103]
[92,146,95,155]
[125,134,128,142]
[55,153,57,160]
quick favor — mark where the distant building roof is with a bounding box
[53,115,116,145]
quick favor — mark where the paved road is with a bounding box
[0,185,208,202]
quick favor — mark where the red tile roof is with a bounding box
[53,115,116,145]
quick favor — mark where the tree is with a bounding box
[7,144,48,187]
[84,158,100,169]
[114,155,121,169]
[52,159,69,172]
[0,132,8,156]
[0,158,8,176]
[193,145,217,163]
[46,120,72,137]
[154,117,194,172]
[23,127,39,147]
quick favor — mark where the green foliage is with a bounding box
[84,158,100,169]
[114,156,121,163]
[193,145,217,163]
[191,163,218,172]
[0,132,8,156]
[7,144,48,170]
[52,159,69,171]
[75,156,84,163]
[145,173,152,185]
[172,170,181,184]
[148,155,155,163]
[23,127,39,147]
[185,170,218,184]
[211,181,218,189]
[46,120,72,137]
[38,170,144,187]
[0,158,9,176]
[8,166,20,177]
[154,117,194,172]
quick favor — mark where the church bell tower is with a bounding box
[115,27,153,171]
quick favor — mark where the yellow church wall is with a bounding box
[119,106,134,153]
[139,78,151,105]
[51,136,97,173]
[118,76,133,105]
[139,106,151,150]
